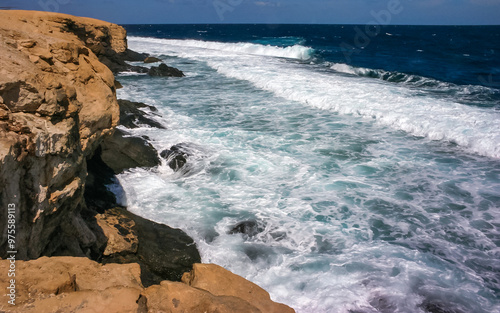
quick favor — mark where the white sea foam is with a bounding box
[129,36,314,60]
[128,37,500,159]
[117,37,500,313]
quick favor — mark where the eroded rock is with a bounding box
[100,128,161,174]
[148,63,185,77]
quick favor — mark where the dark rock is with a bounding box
[144,56,162,63]
[84,145,120,213]
[99,54,149,74]
[160,144,192,171]
[229,220,262,238]
[100,128,161,174]
[100,207,201,287]
[120,49,149,62]
[117,99,165,129]
[148,63,185,77]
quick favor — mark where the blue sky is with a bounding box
[3,0,500,25]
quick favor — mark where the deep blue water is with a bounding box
[116,25,500,312]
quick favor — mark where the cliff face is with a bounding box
[0,10,124,259]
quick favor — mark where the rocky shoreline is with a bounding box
[0,10,294,312]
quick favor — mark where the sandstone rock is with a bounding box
[0,257,143,313]
[143,281,262,313]
[0,257,294,313]
[100,128,161,174]
[183,263,295,313]
[148,63,185,77]
[0,10,124,259]
[101,207,202,287]
[144,56,162,63]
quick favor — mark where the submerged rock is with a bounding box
[149,63,185,77]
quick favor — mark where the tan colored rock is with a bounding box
[143,281,262,313]
[0,257,143,312]
[0,10,125,259]
[183,263,295,313]
[96,210,138,256]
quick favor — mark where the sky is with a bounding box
[2,0,500,25]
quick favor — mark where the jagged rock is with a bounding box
[160,143,193,171]
[0,10,123,260]
[143,281,261,313]
[0,257,144,312]
[100,128,161,174]
[84,146,119,213]
[229,220,263,237]
[99,207,202,287]
[182,264,295,313]
[144,56,162,63]
[148,63,185,77]
[118,99,165,129]
[0,258,295,313]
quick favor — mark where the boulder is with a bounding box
[229,220,263,237]
[144,56,162,63]
[148,63,185,77]
[160,143,196,171]
[100,128,161,174]
[99,207,202,287]
[182,264,295,313]
[143,281,261,313]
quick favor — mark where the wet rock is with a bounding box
[160,144,191,171]
[84,146,120,213]
[148,63,185,77]
[229,220,262,237]
[100,207,202,287]
[144,56,162,63]
[100,128,161,174]
[117,99,165,129]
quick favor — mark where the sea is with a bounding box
[114,24,500,313]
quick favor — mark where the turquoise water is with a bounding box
[113,35,500,313]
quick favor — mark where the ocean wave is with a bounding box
[129,36,314,60]
[330,63,500,107]
[210,61,500,159]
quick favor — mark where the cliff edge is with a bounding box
[0,10,294,313]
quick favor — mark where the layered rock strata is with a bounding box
[0,10,126,259]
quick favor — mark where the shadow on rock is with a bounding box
[98,207,201,287]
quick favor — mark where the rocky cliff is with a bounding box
[0,10,129,259]
[0,10,295,312]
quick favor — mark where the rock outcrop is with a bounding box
[0,257,294,313]
[0,10,125,259]
[0,10,295,313]
[97,207,201,287]
[149,63,185,77]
